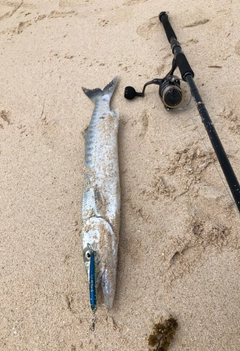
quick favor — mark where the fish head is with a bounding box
[82,216,118,310]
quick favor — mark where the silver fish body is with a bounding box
[81,77,120,310]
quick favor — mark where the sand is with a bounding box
[0,0,240,350]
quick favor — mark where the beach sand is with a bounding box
[0,0,240,350]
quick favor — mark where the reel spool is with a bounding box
[159,75,183,109]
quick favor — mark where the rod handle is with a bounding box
[159,11,177,42]
[175,52,194,80]
[159,12,194,80]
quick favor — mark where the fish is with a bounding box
[81,76,120,312]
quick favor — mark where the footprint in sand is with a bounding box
[0,110,12,129]
[235,40,240,56]
[136,16,159,39]
[59,0,87,7]
[123,0,147,5]
[0,1,23,21]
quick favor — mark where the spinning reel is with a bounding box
[124,59,190,110]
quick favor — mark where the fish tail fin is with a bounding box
[103,76,118,98]
[82,76,118,103]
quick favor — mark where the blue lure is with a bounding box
[89,251,97,312]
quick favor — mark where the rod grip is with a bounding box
[175,52,194,80]
[159,11,177,42]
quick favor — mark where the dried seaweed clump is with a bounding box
[148,317,178,351]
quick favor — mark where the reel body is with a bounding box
[124,59,191,110]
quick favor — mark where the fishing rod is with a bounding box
[124,11,240,212]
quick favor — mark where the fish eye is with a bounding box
[85,250,91,260]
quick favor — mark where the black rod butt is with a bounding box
[159,11,177,42]
[159,11,168,22]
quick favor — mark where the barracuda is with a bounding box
[81,77,120,313]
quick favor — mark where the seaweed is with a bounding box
[148,316,178,351]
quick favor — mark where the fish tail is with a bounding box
[82,76,118,103]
